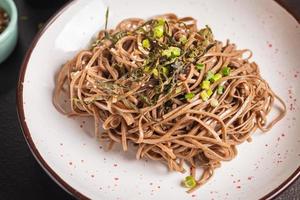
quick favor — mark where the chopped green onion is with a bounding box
[171,47,181,57]
[210,98,219,107]
[157,18,165,26]
[179,35,187,44]
[211,73,222,82]
[144,66,151,73]
[196,63,204,70]
[206,71,214,81]
[152,68,159,78]
[183,176,196,188]
[200,90,210,101]
[200,89,213,102]
[142,39,150,49]
[185,92,195,100]
[175,87,182,94]
[162,46,181,58]
[153,25,164,38]
[201,80,210,90]
[162,49,171,57]
[217,85,224,94]
[207,88,213,97]
[162,66,169,76]
[143,58,150,66]
[222,67,231,76]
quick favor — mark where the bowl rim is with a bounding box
[0,0,18,42]
[16,0,300,199]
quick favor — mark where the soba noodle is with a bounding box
[53,13,286,192]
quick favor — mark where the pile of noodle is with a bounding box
[53,14,286,192]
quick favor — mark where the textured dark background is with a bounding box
[0,0,299,199]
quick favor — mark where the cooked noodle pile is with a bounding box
[53,13,286,192]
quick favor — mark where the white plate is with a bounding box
[17,0,300,199]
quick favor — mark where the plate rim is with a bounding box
[16,0,300,199]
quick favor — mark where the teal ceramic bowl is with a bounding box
[0,0,17,64]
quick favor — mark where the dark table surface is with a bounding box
[0,0,299,199]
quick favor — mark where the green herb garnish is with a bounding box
[210,98,219,107]
[152,68,159,78]
[206,71,214,81]
[105,7,109,30]
[162,46,181,58]
[175,87,182,94]
[196,63,204,70]
[201,80,210,90]
[200,89,212,101]
[222,67,231,76]
[200,90,209,101]
[142,39,150,49]
[153,25,164,38]
[217,85,224,94]
[157,18,165,26]
[140,95,152,106]
[179,35,187,44]
[144,66,151,73]
[211,73,222,82]
[185,92,195,100]
[183,176,196,188]
[162,66,169,76]
[207,88,213,96]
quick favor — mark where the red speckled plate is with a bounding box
[17,0,300,199]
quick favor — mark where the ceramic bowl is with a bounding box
[0,0,17,64]
[17,0,300,199]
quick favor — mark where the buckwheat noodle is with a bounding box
[53,14,286,192]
